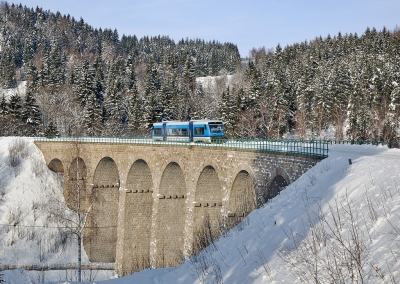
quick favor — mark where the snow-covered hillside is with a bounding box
[0,137,113,283]
[196,75,234,90]
[1,137,400,283]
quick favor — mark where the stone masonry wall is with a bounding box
[192,166,223,255]
[118,159,153,275]
[85,157,119,263]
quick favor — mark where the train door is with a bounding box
[162,122,167,141]
[189,121,194,142]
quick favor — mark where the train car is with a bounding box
[152,120,225,143]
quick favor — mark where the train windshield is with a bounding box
[209,123,224,133]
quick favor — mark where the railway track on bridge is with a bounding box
[33,137,329,159]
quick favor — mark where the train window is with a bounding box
[154,128,162,135]
[194,127,204,135]
[168,128,188,136]
[210,124,223,133]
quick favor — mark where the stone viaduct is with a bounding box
[34,139,326,276]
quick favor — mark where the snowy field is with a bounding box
[0,137,399,283]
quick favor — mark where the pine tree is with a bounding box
[219,87,237,136]
[347,90,358,141]
[0,95,8,115]
[21,91,42,134]
[76,59,93,107]
[104,61,125,125]
[143,90,158,130]
[382,82,399,146]
[183,55,196,93]
[245,60,262,109]
[47,44,64,89]
[1,49,17,88]
[127,84,143,134]
[44,121,59,137]
[92,56,105,122]
[26,61,40,93]
[8,93,22,119]
[84,92,103,136]
[163,77,178,121]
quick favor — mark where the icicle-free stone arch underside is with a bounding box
[48,158,64,174]
[227,170,256,228]
[65,157,86,212]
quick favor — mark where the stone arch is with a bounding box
[92,157,119,187]
[227,170,256,228]
[151,155,187,195]
[122,159,153,274]
[48,158,64,174]
[264,167,291,202]
[65,157,87,212]
[154,162,186,267]
[193,166,223,255]
[85,157,119,263]
[268,175,289,200]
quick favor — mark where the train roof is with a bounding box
[153,120,223,127]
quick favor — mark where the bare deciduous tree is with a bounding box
[47,138,93,282]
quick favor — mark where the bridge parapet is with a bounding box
[34,137,329,159]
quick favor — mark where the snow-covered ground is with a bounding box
[0,81,26,101]
[0,137,113,283]
[196,75,234,90]
[1,137,399,283]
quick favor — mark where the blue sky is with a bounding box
[11,0,400,57]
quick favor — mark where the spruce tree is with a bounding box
[76,59,93,107]
[44,121,59,137]
[26,61,40,93]
[219,87,237,136]
[1,49,17,88]
[8,93,22,119]
[0,95,8,115]
[92,56,105,122]
[127,83,143,135]
[84,92,103,136]
[104,61,125,125]
[21,91,42,135]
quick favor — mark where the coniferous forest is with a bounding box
[0,2,399,146]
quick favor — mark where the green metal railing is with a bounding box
[34,136,329,159]
[328,140,389,146]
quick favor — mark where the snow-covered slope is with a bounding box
[196,75,233,90]
[0,81,26,100]
[1,138,400,283]
[100,144,400,284]
[0,137,113,283]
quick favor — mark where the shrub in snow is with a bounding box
[6,138,28,170]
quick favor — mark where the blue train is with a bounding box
[152,120,225,143]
